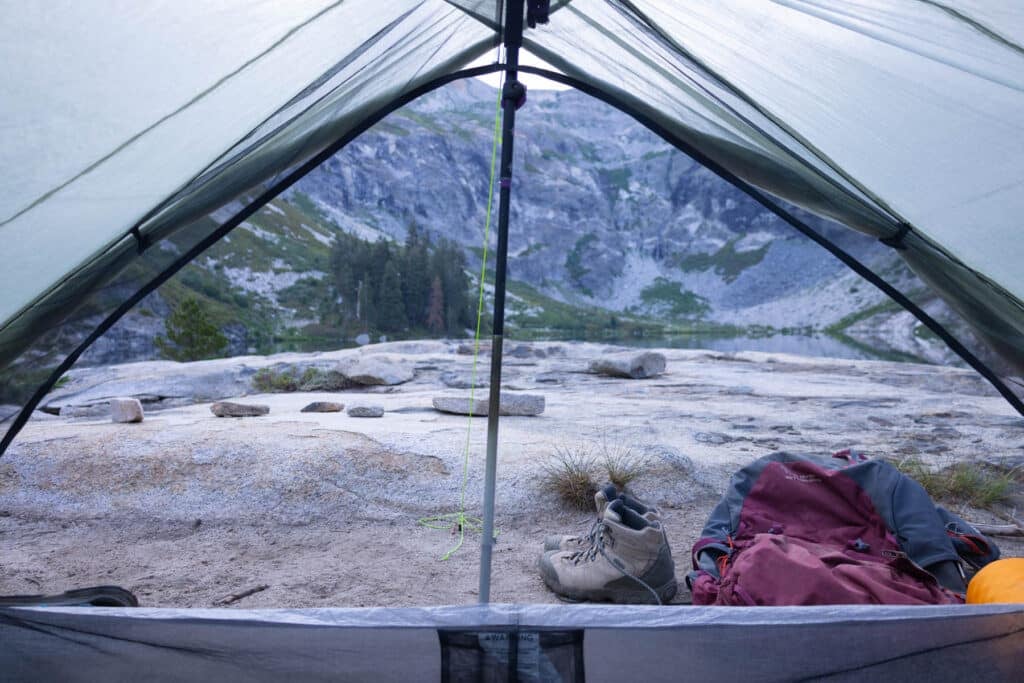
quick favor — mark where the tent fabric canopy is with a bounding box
[2,3,1024,677]
[2,0,1023,405]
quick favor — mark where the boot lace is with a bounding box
[567,520,664,605]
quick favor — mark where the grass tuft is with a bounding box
[541,444,600,511]
[541,437,651,510]
[598,438,646,491]
[894,458,1018,510]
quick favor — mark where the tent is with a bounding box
[2,1,1023,679]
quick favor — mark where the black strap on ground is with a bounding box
[479,0,526,605]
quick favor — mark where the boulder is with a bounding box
[301,401,344,413]
[43,361,253,415]
[347,405,384,418]
[110,398,144,423]
[210,401,269,417]
[432,393,545,417]
[345,357,415,386]
[589,351,666,379]
[433,396,487,416]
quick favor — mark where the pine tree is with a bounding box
[403,226,431,327]
[426,276,445,335]
[433,239,472,333]
[330,234,359,316]
[155,297,229,361]
[378,260,407,332]
[357,275,374,328]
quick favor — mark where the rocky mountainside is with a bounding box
[74,77,968,370]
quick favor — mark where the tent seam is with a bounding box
[0,0,348,228]
[608,0,911,235]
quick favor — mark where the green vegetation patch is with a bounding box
[155,297,229,362]
[374,120,411,137]
[825,299,903,334]
[599,167,631,191]
[278,276,327,319]
[505,280,734,342]
[913,324,940,342]
[252,365,352,393]
[678,238,770,283]
[565,233,598,295]
[517,242,548,259]
[639,278,709,318]
[893,458,1019,511]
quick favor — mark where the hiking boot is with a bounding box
[542,484,617,553]
[539,499,677,604]
[542,486,661,552]
[620,491,661,522]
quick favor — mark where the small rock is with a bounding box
[355,333,371,346]
[210,401,269,417]
[693,431,735,445]
[509,344,533,359]
[649,446,693,473]
[440,371,488,390]
[589,351,666,379]
[110,397,144,423]
[346,357,415,386]
[457,342,490,355]
[60,403,109,419]
[432,393,545,417]
[347,405,384,418]
[301,401,344,413]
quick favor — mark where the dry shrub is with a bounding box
[600,444,645,491]
[595,432,648,491]
[541,436,651,510]
[541,444,599,511]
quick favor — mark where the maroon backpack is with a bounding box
[688,451,998,606]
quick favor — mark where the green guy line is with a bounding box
[417,66,505,560]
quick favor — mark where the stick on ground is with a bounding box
[216,584,269,605]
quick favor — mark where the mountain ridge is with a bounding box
[69,78,968,371]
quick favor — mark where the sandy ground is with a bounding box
[1,343,1021,607]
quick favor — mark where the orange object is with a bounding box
[966,558,1024,604]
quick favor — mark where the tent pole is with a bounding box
[479,0,525,604]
